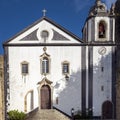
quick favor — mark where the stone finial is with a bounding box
[96,0,101,4]
[110,3,115,15]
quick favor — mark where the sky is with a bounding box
[0,0,116,54]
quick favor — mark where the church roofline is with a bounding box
[3,16,83,46]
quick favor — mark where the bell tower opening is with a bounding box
[98,21,106,39]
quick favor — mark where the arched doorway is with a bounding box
[41,85,51,109]
[24,90,34,112]
[102,101,113,119]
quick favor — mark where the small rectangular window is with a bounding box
[62,62,69,74]
[22,64,28,74]
[101,86,104,91]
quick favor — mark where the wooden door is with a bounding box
[41,85,51,109]
[102,101,113,119]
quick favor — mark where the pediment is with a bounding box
[38,77,53,85]
[20,29,39,41]
[40,52,50,58]
[4,17,83,45]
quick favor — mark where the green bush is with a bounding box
[8,110,26,120]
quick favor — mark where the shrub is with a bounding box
[8,110,26,120]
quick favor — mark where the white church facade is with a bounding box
[3,0,116,119]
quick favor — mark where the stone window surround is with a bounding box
[62,61,70,75]
[21,61,29,75]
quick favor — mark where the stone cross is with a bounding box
[42,9,47,16]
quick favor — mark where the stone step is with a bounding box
[25,109,71,120]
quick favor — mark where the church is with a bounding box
[3,0,117,119]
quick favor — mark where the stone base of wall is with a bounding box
[0,56,4,120]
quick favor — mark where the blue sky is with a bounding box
[0,0,116,54]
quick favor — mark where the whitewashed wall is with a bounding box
[92,46,112,116]
[8,46,82,115]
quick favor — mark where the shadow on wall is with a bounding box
[92,51,115,118]
[53,48,116,119]
[54,69,82,116]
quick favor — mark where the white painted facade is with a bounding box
[92,46,112,116]
[8,46,82,115]
[3,0,116,119]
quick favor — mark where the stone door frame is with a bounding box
[38,77,53,109]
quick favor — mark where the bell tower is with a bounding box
[82,0,115,43]
[81,0,116,118]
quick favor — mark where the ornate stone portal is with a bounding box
[37,77,53,109]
